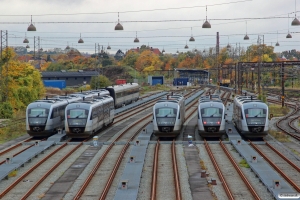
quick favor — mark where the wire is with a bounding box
[0,0,252,16]
[0,16,290,24]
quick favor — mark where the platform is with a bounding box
[231,139,297,200]
[0,141,55,181]
[114,124,153,200]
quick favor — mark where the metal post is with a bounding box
[235,63,237,94]
[216,32,220,93]
[237,63,240,94]
[251,67,254,91]
[281,62,285,107]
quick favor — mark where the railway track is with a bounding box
[204,140,261,200]
[73,113,152,199]
[151,140,181,200]
[250,141,300,192]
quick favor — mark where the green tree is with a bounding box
[0,102,13,118]
[90,75,112,89]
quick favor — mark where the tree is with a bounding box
[134,50,163,73]
[90,75,112,89]
[0,48,45,114]
[0,102,13,118]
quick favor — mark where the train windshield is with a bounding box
[155,108,177,118]
[245,108,266,125]
[155,107,177,126]
[201,108,222,118]
[67,109,88,126]
[27,108,49,125]
[201,107,222,125]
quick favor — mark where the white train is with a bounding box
[26,83,140,138]
[65,95,114,138]
[26,96,81,137]
[232,96,269,138]
[197,95,226,137]
[105,83,140,108]
[153,94,185,137]
[26,90,109,137]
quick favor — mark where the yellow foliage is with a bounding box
[8,170,17,177]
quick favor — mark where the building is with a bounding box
[130,46,161,55]
[114,49,125,60]
[41,70,99,87]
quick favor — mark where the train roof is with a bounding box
[235,96,263,104]
[69,95,113,105]
[199,95,222,103]
[157,95,184,103]
[106,83,139,92]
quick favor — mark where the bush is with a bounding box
[0,102,13,118]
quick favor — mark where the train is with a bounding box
[65,95,114,138]
[26,83,140,137]
[106,83,139,108]
[232,95,269,138]
[152,94,185,137]
[197,95,226,137]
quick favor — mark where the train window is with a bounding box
[201,108,222,117]
[67,109,88,119]
[241,111,243,119]
[155,108,177,118]
[51,108,59,119]
[28,108,49,117]
[244,108,266,118]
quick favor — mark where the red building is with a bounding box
[130,46,161,55]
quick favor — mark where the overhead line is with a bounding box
[0,0,251,16]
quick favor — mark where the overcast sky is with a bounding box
[0,0,299,54]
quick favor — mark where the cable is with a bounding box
[0,0,252,16]
[0,16,291,24]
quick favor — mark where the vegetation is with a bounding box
[0,48,45,118]
[239,159,250,168]
[268,104,290,117]
[268,130,290,142]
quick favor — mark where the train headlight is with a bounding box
[203,121,207,124]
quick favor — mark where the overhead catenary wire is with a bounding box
[0,0,252,16]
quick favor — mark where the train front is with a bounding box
[153,102,180,137]
[242,103,268,137]
[26,103,53,137]
[65,103,90,138]
[198,102,225,137]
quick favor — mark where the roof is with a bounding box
[130,47,161,55]
[41,71,99,78]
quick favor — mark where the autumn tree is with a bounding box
[134,50,163,74]
[0,48,45,118]
[90,75,112,89]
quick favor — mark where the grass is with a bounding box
[8,170,17,177]
[268,130,290,142]
[200,160,207,170]
[0,122,27,144]
[239,159,250,168]
[140,84,173,95]
[268,104,290,117]
[0,110,27,144]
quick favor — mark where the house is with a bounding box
[130,46,161,55]
[41,70,99,87]
[114,49,125,60]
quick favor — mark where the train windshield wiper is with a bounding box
[75,113,83,118]
[35,112,43,117]
[253,112,261,117]
[165,112,171,117]
[209,112,217,117]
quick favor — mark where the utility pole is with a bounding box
[257,35,263,95]
[0,30,8,102]
[281,62,285,107]
[235,63,237,94]
[216,32,220,93]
